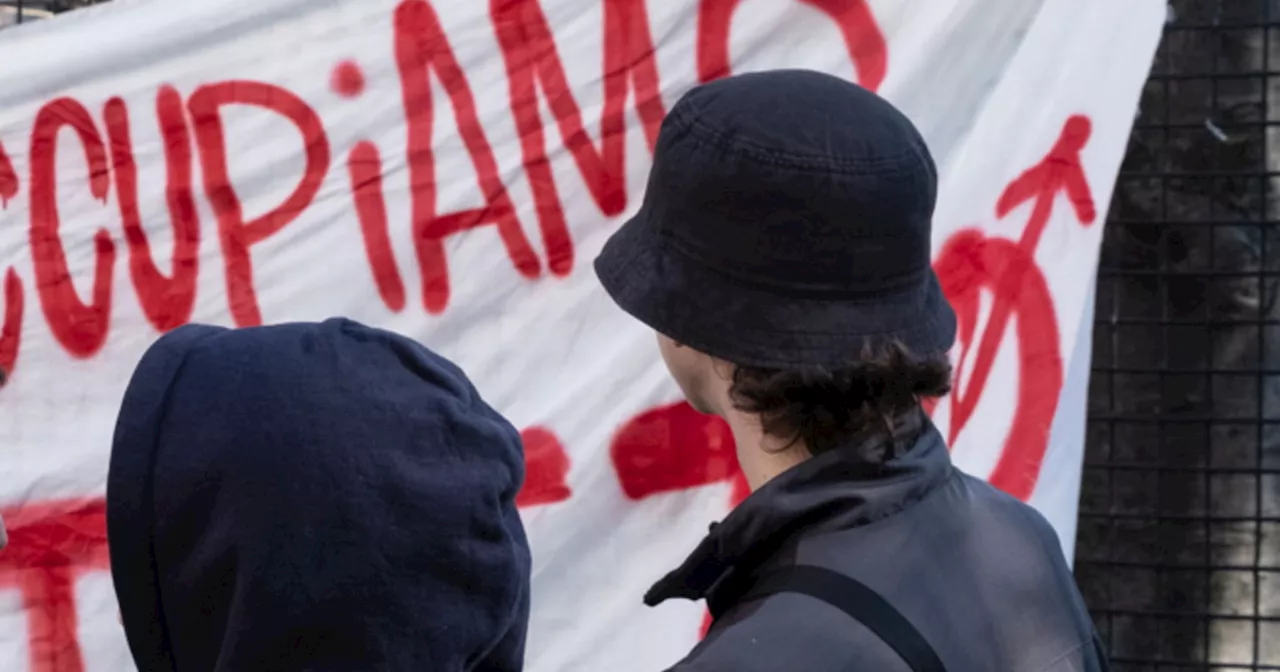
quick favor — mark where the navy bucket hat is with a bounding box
[594,69,956,368]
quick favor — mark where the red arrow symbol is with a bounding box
[927,115,1098,500]
[948,115,1096,440]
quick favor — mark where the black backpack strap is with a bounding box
[739,565,947,672]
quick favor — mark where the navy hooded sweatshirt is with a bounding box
[107,318,530,671]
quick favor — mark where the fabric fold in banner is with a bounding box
[0,0,1163,670]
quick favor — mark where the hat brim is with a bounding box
[594,207,957,369]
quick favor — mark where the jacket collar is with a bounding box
[644,411,953,610]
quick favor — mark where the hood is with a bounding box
[107,318,530,671]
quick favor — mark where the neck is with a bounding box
[723,412,810,492]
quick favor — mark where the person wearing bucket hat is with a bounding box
[596,70,1105,672]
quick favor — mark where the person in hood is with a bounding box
[594,69,1107,671]
[107,318,530,671]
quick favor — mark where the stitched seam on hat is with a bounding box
[687,123,923,175]
[661,319,931,368]
[676,311,942,343]
[654,232,928,299]
[672,107,928,175]
[650,268,951,345]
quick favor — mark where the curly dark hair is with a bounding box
[728,340,952,459]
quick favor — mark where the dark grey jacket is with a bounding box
[646,418,1105,672]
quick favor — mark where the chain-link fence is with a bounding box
[1076,0,1280,669]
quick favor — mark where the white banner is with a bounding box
[0,0,1162,670]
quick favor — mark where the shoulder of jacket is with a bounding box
[669,656,858,672]
[671,592,903,672]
